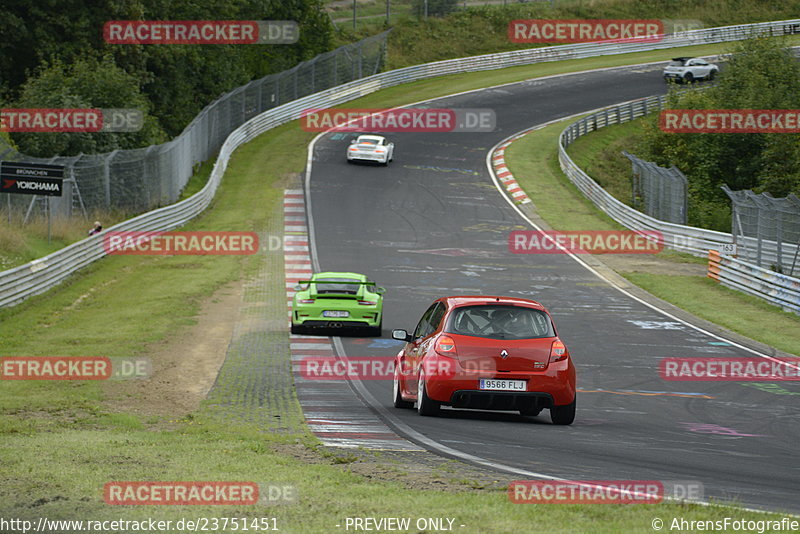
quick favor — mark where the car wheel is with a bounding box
[550,397,576,425]
[290,323,305,335]
[393,367,414,409]
[417,370,440,416]
[683,72,694,83]
[707,69,716,81]
[519,407,542,417]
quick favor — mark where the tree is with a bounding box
[9,56,167,157]
[639,37,800,230]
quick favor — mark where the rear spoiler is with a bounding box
[294,280,386,294]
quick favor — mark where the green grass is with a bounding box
[506,118,622,232]
[4,427,790,532]
[504,119,800,356]
[567,119,645,207]
[385,1,800,69]
[623,273,800,356]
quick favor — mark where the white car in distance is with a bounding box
[663,57,719,83]
[347,135,394,165]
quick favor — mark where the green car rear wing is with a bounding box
[293,280,386,296]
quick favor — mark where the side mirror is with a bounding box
[392,329,412,342]
[350,139,357,144]
[376,286,386,294]
[293,284,303,291]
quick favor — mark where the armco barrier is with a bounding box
[559,98,800,314]
[2,19,800,308]
[708,251,800,314]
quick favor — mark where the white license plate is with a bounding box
[479,379,526,391]
[323,310,349,318]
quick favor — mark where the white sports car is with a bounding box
[346,135,394,165]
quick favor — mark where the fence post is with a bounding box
[104,150,120,209]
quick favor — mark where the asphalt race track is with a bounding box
[305,62,800,513]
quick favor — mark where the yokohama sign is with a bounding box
[0,162,64,196]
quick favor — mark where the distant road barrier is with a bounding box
[3,18,800,308]
[559,98,800,314]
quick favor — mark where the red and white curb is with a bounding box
[492,139,531,205]
[284,188,421,451]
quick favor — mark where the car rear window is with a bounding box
[312,278,362,294]
[446,305,555,340]
[669,59,687,66]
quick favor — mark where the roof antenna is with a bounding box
[496,297,500,301]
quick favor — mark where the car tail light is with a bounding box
[435,335,457,357]
[358,300,377,305]
[374,148,385,153]
[298,299,315,304]
[549,339,567,362]
[349,147,358,151]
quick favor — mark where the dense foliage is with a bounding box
[638,38,800,230]
[0,0,333,156]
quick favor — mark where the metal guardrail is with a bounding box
[559,98,800,314]
[3,18,800,308]
[708,251,800,314]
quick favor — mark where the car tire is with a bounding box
[550,397,576,425]
[417,370,440,416]
[683,72,694,83]
[707,69,716,81]
[290,323,305,335]
[393,367,414,409]
[519,407,542,417]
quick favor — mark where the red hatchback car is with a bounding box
[391,296,576,425]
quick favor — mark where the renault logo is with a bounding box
[500,349,509,359]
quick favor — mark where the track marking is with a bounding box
[283,188,421,451]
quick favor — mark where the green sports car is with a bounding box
[291,272,385,336]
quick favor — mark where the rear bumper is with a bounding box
[295,319,376,329]
[448,390,554,411]
[348,153,387,162]
[411,354,576,406]
[292,305,381,328]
